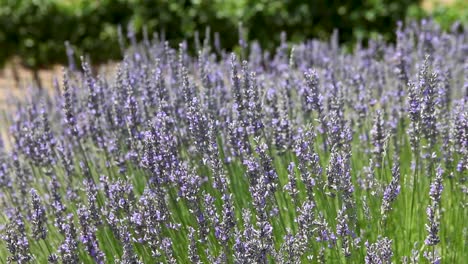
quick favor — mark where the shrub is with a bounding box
[0,0,425,69]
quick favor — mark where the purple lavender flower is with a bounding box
[336,205,352,257]
[2,211,32,263]
[303,69,328,150]
[365,237,393,264]
[381,155,401,221]
[425,166,444,247]
[370,110,387,168]
[407,81,422,155]
[77,206,106,264]
[58,220,79,264]
[30,189,47,240]
[420,57,439,153]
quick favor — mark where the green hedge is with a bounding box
[0,0,427,70]
[430,0,468,30]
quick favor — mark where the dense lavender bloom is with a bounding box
[48,253,59,264]
[188,227,201,264]
[214,193,236,246]
[206,120,230,192]
[419,57,439,153]
[0,155,11,189]
[118,225,142,264]
[77,206,106,264]
[296,199,315,239]
[271,90,292,152]
[370,110,387,168]
[429,166,444,203]
[303,69,328,150]
[277,231,304,263]
[365,237,393,264]
[62,69,78,137]
[124,76,141,138]
[407,82,422,154]
[84,179,102,225]
[313,214,337,248]
[0,19,466,264]
[327,147,354,210]
[423,250,441,264]
[381,155,401,221]
[2,211,32,263]
[425,206,440,246]
[284,162,299,204]
[82,58,101,120]
[256,142,278,194]
[336,205,352,257]
[130,187,168,257]
[244,71,264,136]
[294,127,322,195]
[454,108,467,173]
[239,209,274,263]
[30,189,47,240]
[359,159,380,193]
[58,220,80,264]
[231,54,244,117]
[425,166,444,247]
[160,237,177,264]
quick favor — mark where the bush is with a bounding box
[430,0,468,30]
[0,0,425,69]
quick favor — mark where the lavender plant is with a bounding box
[0,19,466,263]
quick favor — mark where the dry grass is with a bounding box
[422,0,456,11]
[0,61,118,111]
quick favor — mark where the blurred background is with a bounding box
[0,0,466,92]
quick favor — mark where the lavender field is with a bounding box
[0,20,466,263]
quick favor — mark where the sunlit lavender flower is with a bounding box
[381,155,401,221]
[365,237,393,264]
[284,162,299,204]
[296,199,315,239]
[420,57,439,152]
[371,110,386,168]
[62,69,78,137]
[119,224,142,264]
[277,231,304,263]
[313,214,337,248]
[407,81,421,155]
[336,205,352,257]
[294,127,322,196]
[244,71,263,136]
[48,253,59,264]
[160,237,177,264]
[30,189,47,240]
[188,227,201,264]
[425,166,444,247]
[58,220,79,264]
[429,166,444,203]
[77,206,106,264]
[0,18,466,264]
[424,250,441,264]
[304,69,328,150]
[454,109,467,173]
[2,211,32,263]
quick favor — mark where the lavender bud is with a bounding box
[30,189,47,240]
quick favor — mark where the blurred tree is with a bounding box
[0,0,440,73]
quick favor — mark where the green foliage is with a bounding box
[0,0,429,69]
[430,0,468,30]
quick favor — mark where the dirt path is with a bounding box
[0,62,118,112]
[0,63,63,108]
